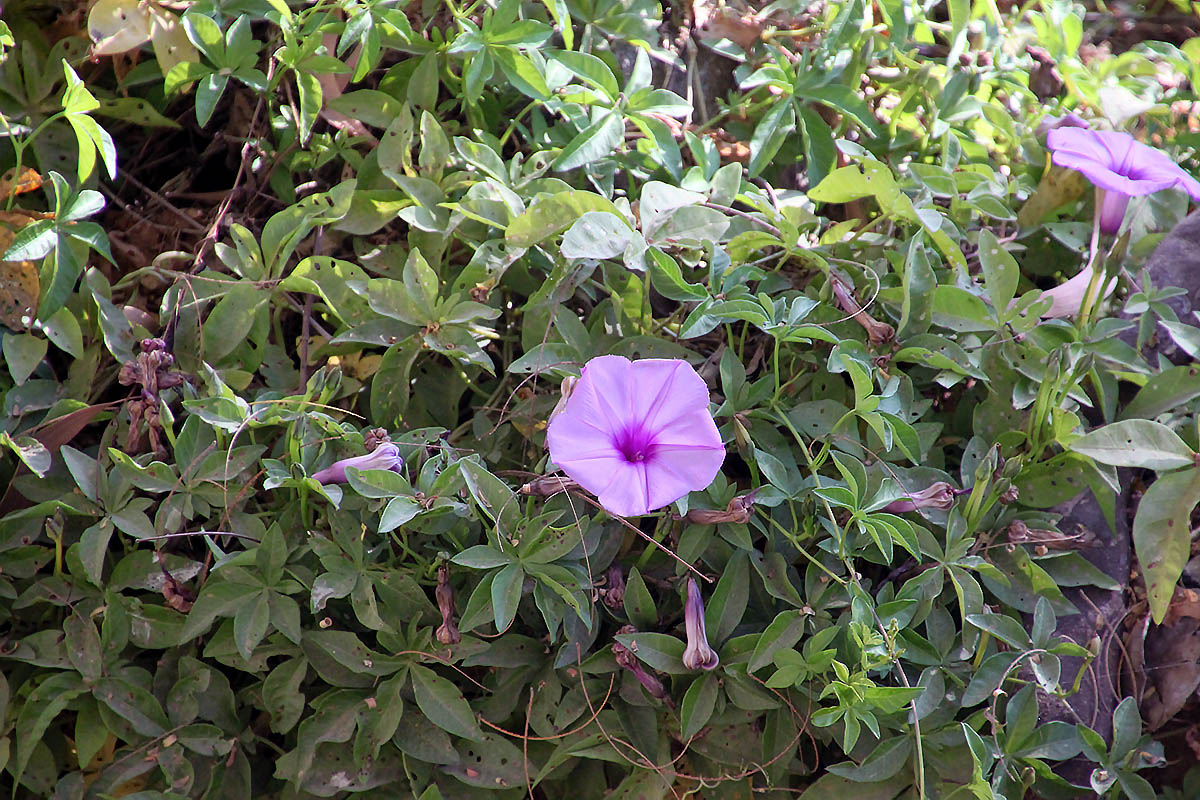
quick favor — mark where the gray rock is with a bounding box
[1121,211,1200,363]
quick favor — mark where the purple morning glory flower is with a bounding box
[311,442,403,484]
[545,355,725,518]
[682,578,719,671]
[1046,128,1200,234]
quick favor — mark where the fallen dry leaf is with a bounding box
[0,167,43,199]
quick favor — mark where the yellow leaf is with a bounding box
[0,167,42,199]
[149,8,200,74]
[0,225,42,331]
[88,0,153,56]
[1017,165,1090,229]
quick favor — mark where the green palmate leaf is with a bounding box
[409,664,484,741]
[804,84,883,138]
[613,631,688,674]
[551,50,619,99]
[827,736,913,782]
[506,190,626,248]
[1133,467,1200,623]
[3,333,47,385]
[560,211,636,259]
[1070,419,1195,471]
[623,566,657,629]
[798,105,836,187]
[491,562,524,631]
[202,284,267,363]
[1,433,51,477]
[553,110,625,171]
[1118,365,1200,421]
[93,676,170,736]
[809,159,967,271]
[263,657,308,734]
[13,673,87,786]
[748,101,794,178]
[706,550,749,645]
[680,672,718,738]
[976,228,1018,313]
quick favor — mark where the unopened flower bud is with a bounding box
[681,579,719,671]
[519,476,579,497]
[732,414,751,455]
[435,565,460,645]
[1035,113,1089,138]
[883,482,957,513]
[312,442,403,485]
[549,375,578,423]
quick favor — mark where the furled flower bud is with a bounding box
[612,624,670,701]
[603,563,626,609]
[681,579,719,671]
[548,375,579,423]
[519,475,579,497]
[883,482,958,513]
[1035,113,1089,138]
[434,565,460,645]
[312,442,403,485]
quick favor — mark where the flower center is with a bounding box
[614,426,656,464]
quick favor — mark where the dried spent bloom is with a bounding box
[681,578,719,671]
[363,427,391,451]
[682,491,757,524]
[612,625,670,702]
[1047,128,1200,234]
[435,565,460,645]
[546,356,725,518]
[882,482,960,514]
[119,337,186,456]
[1007,520,1097,551]
[603,563,626,609]
[312,441,403,485]
[830,276,894,346]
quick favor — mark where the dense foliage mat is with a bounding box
[3,0,1200,797]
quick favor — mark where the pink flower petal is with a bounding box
[1047,127,1119,168]
[1048,128,1200,201]
[644,445,727,510]
[595,461,651,517]
[573,355,635,432]
[652,410,723,450]
[629,358,713,432]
